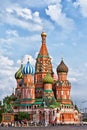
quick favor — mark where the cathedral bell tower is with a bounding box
[35,32,53,98]
[56,59,71,105]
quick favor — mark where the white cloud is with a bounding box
[45,4,75,30]
[0,55,14,66]
[0,33,40,47]
[74,0,87,17]
[13,0,61,8]
[17,54,36,67]
[0,5,42,31]
[0,54,17,101]
[6,6,42,24]
[44,0,61,4]
[84,62,87,67]
[6,30,19,38]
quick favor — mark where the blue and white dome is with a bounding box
[22,61,35,75]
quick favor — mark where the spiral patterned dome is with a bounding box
[15,64,23,79]
[22,61,35,75]
[57,59,68,73]
[43,73,54,84]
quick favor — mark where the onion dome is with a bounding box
[15,63,23,79]
[57,59,68,73]
[22,60,35,75]
[43,73,54,84]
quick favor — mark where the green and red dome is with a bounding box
[15,64,23,79]
[43,73,54,84]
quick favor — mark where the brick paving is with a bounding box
[0,125,87,130]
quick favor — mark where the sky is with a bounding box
[0,0,87,110]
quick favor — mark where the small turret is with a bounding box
[56,59,68,81]
[15,62,23,80]
[57,59,68,74]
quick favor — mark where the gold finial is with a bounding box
[41,31,47,37]
[41,26,47,43]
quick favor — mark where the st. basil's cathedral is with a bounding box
[13,31,81,125]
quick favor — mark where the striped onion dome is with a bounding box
[22,60,35,75]
[43,73,54,84]
[57,59,68,73]
[15,63,23,79]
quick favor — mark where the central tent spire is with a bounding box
[35,31,53,98]
[39,31,48,56]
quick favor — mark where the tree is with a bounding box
[0,101,4,122]
[17,112,30,121]
[3,94,17,113]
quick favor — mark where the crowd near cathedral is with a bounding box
[3,31,81,125]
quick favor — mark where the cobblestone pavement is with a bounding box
[0,125,87,130]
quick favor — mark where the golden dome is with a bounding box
[41,31,47,37]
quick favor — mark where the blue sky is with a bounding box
[0,0,87,109]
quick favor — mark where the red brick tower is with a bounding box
[56,59,71,104]
[35,32,53,98]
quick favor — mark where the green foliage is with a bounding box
[42,96,58,107]
[3,94,16,105]
[3,96,11,104]
[3,95,14,113]
[0,101,2,107]
[17,112,30,121]
[0,107,4,122]
[82,118,87,122]
[4,102,13,113]
[2,94,17,113]
[0,101,4,122]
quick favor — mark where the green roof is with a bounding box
[21,98,33,100]
[38,54,49,58]
[14,104,20,106]
[44,90,53,92]
[65,104,72,106]
[33,101,42,105]
[14,99,20,103]
[20,104,32,107]
[36,98,43,102]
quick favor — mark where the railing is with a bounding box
[14,109,32,113]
